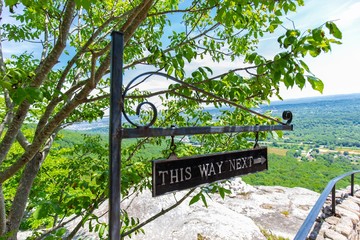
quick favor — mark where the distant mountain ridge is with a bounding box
[66,93,360,133]
[269,92,360,106]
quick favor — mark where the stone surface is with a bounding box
[121,189,266,240]
[214,185,319,239]
[325,216,340,225]
[348,196,360,205]
[335,223,353,238]
[336,206,359,224]
[340,199,360,213]
[109,178,319,239]
[324,229,348,240]
[18,181,360,240]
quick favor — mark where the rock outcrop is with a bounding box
[18,178,322,239]
[120,178,320,240]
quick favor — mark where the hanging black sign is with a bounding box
[152,147,267,197]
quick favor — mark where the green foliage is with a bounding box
[0,54,42,104]
[189,184,231,207]
[260,228,289,240]
[243,153,360,193]
[18,134,109,233]
[264,95,360,148]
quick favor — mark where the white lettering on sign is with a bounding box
[157,155,263,187]
[158,167,192,185]
[228,156,253,171]
[153,148,268,197]
[198,161,224,177]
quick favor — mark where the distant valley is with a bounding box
[67,93,360,149]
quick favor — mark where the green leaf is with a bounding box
[275,10,282,16]
[200,193,208,207]
[295,73,306,89]
[219,187,225,199]
[284,73,294,88]
[312,28,323,42]
[33,203,51,220]
[11,88,27,104]
[309,48,321,57]
[246,52,257,63]
[299,60,311,73]
[326,22,342,39]
[307,75,324,93]
[26,87,43,101]
[189,193,200,205]
[257,65,266,75]
[167,66,174,76]
[4,0,18,6]
[74,0,91,10]
[273,71,281,82]
[55,228,67,237]
[329,39,342,45]
[203,66,213,75]
[0,81,12,90]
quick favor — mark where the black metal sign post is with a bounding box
[109,31,294,240]
[153,147,268,197]
[109,31,123,240]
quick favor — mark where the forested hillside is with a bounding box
[65,93,360,193]
[262,93,360,148]
[243,93,360,191]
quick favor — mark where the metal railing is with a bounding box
[294,170,360,240]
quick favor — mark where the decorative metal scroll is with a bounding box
[121,71,293,136]
[122,71,184,128]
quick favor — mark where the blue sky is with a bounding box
[267,0,360,99]
[2,1,360,100]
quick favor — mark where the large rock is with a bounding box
[18,178,320,239]
[215,178,320,239]
[121,189,266,240]
[119,177,319,239]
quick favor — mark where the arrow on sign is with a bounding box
[254,156,266,165]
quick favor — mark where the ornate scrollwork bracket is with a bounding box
[121,71,185,128]
[121,71,294,129]
[282,110,293,125]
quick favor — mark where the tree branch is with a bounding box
[148,2,218,17]
[124,23,219,70]
[16,131,30,150]
[0,0,156,184]
[0,0,76,167]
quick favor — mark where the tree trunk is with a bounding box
[6,152,45,239]
[0,0,8,235]
[0,184,6,235]
[6,131,56,239]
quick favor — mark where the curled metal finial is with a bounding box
[282,111,293,125]
[122,72,183,128]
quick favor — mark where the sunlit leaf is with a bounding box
[307,75,324,93]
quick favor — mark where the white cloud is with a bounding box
[334,2,360,27]
[2,41,40,58]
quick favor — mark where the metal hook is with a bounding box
[168,125,178,160]
[253,131,259,149]
[170,135,176,153]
